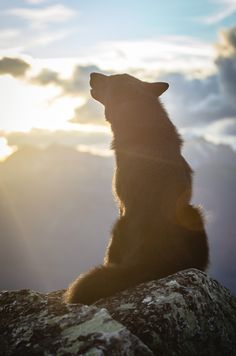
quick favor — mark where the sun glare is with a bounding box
[0,75,87,132]
[0,137,17,161]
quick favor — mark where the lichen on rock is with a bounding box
[0,289,152,355]
[1,269,236,355]
[95,269,236,356]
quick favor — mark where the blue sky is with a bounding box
[1,0,236,57]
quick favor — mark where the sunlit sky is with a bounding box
[0,0,236,159]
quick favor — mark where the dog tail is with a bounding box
[63,264,145,305]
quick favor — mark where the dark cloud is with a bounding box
[203,118,236,143]
[31,64,103,97]
[62,65,102,96]
[225,26,236,48]
[158,26,236,143]
[30,64,110,125]
[162,72,236,126]
[0,57,30,77]
[161,73,221,125]
[218,118,236,136]
[69,98,105,125]
[31,68,60,86]
[216,26,236,106]
[1,26,236,132]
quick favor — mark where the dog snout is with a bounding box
[90,72,108,88]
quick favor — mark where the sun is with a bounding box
[0,137,17,161]
[0,73,110,160]
[0,75,87,132]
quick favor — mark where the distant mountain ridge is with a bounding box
[0,139,235,294]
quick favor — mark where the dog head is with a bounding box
[90,72,169,107]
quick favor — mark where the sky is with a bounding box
[0,1,236,294]
[0,0,236,160]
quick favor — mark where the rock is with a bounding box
[95,269,236,356]
[1,269,236,355]
[0,289,152,355]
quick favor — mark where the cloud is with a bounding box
[157,25,236,149]
[6,5,76,28]
[70,99,105,125]
[87,36,214,75]
[27,29,75,48]
[24,0,48,4]
[162,71,236,127]
[31,64,102,97]
[0,21,75,52]
[210,118,236,136]
[204,118,236,149]
[5,128,111,150]
[31,68,60,85]
[1,5,76,51]
[1,25,236,140]
[0,57,30,77]
[216,26,236,105]
[59,65,102,96]
[201,0,236,25]
[0,29,19,42]
[31,64,108,126]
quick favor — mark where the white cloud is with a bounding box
[204,118,236,149]
[207,117,236,135]
[84,36,215,76]
[0,47,25,58]
[0,30,21,50]
[6,5,76,28]
[201,0,236,25]
[24,0,48,4]
[0,29,19,41]
[0,27,75,52]
[1,5,77,51]
[70,98,105,125]
[27,29,75,47]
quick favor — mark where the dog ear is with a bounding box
[144,82,169,97]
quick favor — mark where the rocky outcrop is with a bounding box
[1,269,236,355]
[0,289,152,355]
[96,269,236,355]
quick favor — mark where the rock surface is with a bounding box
[1,269,236,355]
[0,290,152,355]
[96,269,236,356]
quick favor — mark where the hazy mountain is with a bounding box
[183,139,236,294]
[0,140,235,295]
[0,145,116,291]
